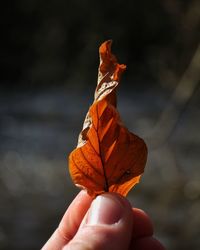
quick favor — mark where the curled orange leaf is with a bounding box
[68,40,147,197]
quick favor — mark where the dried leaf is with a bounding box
[68,40,147,197]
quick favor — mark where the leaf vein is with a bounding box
[96,103,109,192]
[72,154,102,187]
[80,148,103,177]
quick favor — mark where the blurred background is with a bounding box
[0,0,200,249]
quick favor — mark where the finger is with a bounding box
[42,190,93,250]
[132,208,153,239]
[64,193,133,250]
[59,190,93,240]
[130,236,166,250]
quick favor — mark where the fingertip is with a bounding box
[89,192,133,225]
[132,208,153,239]
[105,192,133,212]
[67,192,133,250]
[59,190,93,238]
[42,191,93,250]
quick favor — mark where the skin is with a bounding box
[42,191,166,250]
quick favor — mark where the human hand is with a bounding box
[42,191,165,250]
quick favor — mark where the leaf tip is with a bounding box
[99,40,126,80]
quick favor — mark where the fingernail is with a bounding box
[87,194,123,225]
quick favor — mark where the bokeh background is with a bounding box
[1,0,200,249]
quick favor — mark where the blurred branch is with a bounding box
[146,44,200,149]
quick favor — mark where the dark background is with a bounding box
[0,0,200,249]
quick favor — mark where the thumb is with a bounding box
[64,193,133,250]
